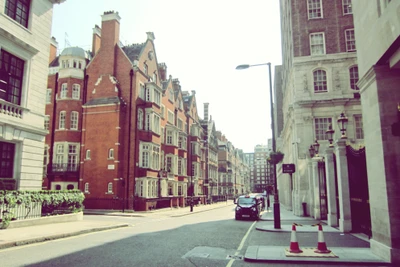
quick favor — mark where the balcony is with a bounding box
[0,99,23,118]
[49,163,79,173]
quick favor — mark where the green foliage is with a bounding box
[0,190,85,228]
[267,151,285,164]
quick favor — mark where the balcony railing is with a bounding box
[0,99,23,118]
[49,163,79,173]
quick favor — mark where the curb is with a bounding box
[0,223,130,250]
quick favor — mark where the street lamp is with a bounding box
[326,124,335,147]
[337,113,348,139]
[236,62,281,229]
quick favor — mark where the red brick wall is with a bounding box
[291,0,354,57]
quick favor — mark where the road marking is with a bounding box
[226,220,256,267]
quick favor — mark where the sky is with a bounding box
[51,0,282,153]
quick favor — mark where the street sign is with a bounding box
[282,164,296,173]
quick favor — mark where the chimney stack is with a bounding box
[49,37,58,64]
[204,103,209,121]
[92,24,101,56]
[99,11,121,75]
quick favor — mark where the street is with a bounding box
[0,205,380,267]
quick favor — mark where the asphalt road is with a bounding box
[0,206,375,267]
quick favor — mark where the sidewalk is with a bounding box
[244,204,391,265]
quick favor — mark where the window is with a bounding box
[349,66,359,90]
[59,111,66,129]
[154,90,161,106]
[342,0,352,14]
[137,109,143,130]
[86,149,91,160]
[354,115,364,139]
[139,83,145,100]
[310,33,325,55]
[67,184,74,190]
[55,185,61,190]
[307,0,322,19]
[140,143,161,169]
[166,130,175,145]
[314,118,332,140]
[177,119,183,131]
[168,89,174,102]
[345,29,356,52]
[107,182,113,193]
[167,110,174,125]
[60,83,68,99]
[68,144,78,171]
[0,141,15,178]
[84,182,89,193]
[141,144,150,168]
[0,50,25,105]
[160,105,165,118]
[313,70,327,93]
[46,89,52,103]
[143,63,148,75]
[55,144,64,166]
[72,84,80,99]
[108,148,114,159]
[153,73,157,84]
[70,111,78,130]
[5,0,31,28]
[44,115,50,130]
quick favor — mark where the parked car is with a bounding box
[235,195,263,220]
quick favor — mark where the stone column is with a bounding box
[335,139,352,232]
[312,156,323,220]
[307,160,314,217]
[325,147,338,227]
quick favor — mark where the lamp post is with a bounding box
[236,62,281,229]
[337,113,348,139]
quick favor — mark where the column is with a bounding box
[312,157,322,220]
[307,160,314,217]
[325,147,338,227]
[335,139,352,232]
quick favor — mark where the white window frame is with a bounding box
[59,111,66,129]
[84,183,89,193]
[342,0,352,14]
[349,66,359,90]
[310,32,325,55]
[107,182,113,194]
[167,110,174,125]
[44,115,50,130]
[313,69,328,93]
[72,84,80,99]
[168,89,174,102]
[314,117,332,140]
[139,83,145,100]
[345,29,356,52]
[137,109,143,130]
[108,148,114,159]
[86,149,91,160]
[139,142,161,169]
[354,115,364,139]
[60,83,68,99]
[161,105,165,118]
[46,89,52,103]
[70,111,78,130]
[307,0,323,19]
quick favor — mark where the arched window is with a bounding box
[108,148,114,159]
[67,184,74,190]
[313,70,327,93]
[137,109,144,130]
[55,184,61,190]
[349,66,359,90]
[86,149,91,160]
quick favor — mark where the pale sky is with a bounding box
[51,0,282,153]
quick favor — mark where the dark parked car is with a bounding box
[235,195,263,220]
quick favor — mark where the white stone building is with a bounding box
[353,0,400,264]
[0,0,65,189]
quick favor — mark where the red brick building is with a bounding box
[44,11,208,211]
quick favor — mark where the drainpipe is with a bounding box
[79,72,88,190]
[48,72,59,189]
[126,69,134,211]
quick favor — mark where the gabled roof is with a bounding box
[49,56,59,67]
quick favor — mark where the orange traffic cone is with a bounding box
[314,224,331,253]
[289,224,303,253]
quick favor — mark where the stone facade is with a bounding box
[0,0,64,189]
[353,0,400,263]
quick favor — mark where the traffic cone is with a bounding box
[289,224,303,253]
[314,224,331,253]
